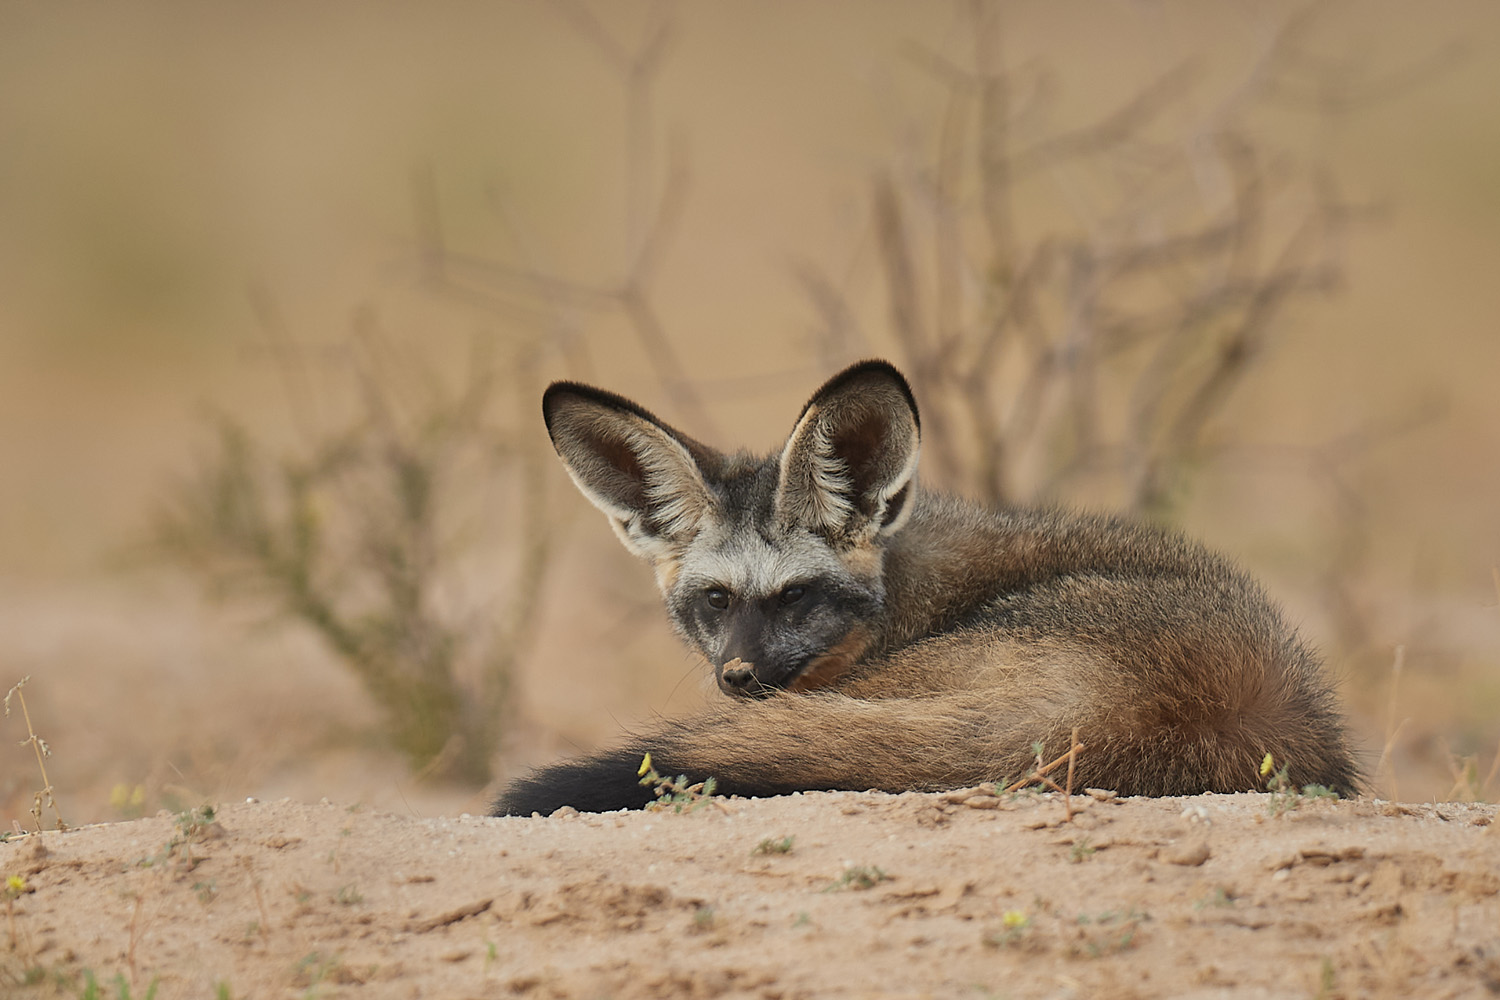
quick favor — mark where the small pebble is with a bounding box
[1162,839,1211,866]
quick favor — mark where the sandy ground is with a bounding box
[3,789,1497,1000]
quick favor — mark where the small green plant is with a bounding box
[214,982,233,1000]
[636,754,719,813]
[825,865,890,892]
[178,805,216,835]
[77,971,161,1000]
[1194,886,1235,910]
[691,905,716,931]
[192,880,218,904]
[334,883,364,906]
[157,805,220,871]
[1068,837,1095,863]
[19,966,48,987]
[292,951,343,996]
[327,827,353,872]
[1314,956,1337,1000]
[1262,753,1340,816]
[1070,908,1147,958]
[982,909,1032,948]
[752,835,795,855]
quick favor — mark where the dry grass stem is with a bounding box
[1064,726,1080,822]
[4,676,65,832]
[244,859,271,939]
[127,891,145,986]
[1376,645,1408,801]
[1004,738,1086,796]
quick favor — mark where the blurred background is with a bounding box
[2,1,1497,826]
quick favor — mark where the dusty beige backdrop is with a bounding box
[2,1,1498,826]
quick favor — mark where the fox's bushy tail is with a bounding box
[492,682,1358,816]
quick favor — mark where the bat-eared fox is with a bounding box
[494,360,1358,816]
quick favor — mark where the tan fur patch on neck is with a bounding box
[838,542,884,582]
[789,626,872,693]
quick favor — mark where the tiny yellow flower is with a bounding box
[110,783,147,814]
[638,753,653,777]
[1000,909,1028,929]
[1260,752,1275,777]
[6,874,26,894]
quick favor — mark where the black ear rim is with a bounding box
[542,381,669,439]
[540,380,720,469]
[796,360,920,431]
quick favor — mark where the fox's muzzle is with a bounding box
[716,657,787,698]
[717,657,755,694]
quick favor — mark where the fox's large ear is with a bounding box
[775,360,920,546]
[542,382,719,564]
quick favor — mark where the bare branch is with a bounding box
[972,0,1015,284]
[791,262,870,371]
[1009,63,1199,178]
[620,286,712,431]
[1261,30,1465,116]
[550,0,633,75]
[873,173,926,359]
[628,133,691,289]
[246,283,323,441]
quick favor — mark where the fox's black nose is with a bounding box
[719,656,760,695]
[721,663,754,689]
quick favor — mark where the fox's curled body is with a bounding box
[494,361,1358,816]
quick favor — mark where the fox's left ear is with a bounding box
[775,360,921,546]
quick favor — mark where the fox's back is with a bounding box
[878,495,1293,666]
[829,493,1350,793]
[878,495,1248,638]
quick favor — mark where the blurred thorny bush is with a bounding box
[159,1,1442,786]
[803,5,1440,690]
[809,12,1375,519]
[155,317,551,785]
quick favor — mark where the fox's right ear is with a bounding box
[542,382,719,565]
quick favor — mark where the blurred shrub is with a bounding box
[801,8,1381,520]
[155,327,550,785]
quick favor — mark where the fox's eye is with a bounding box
[779,585,807,606]
[705,588,731,610]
